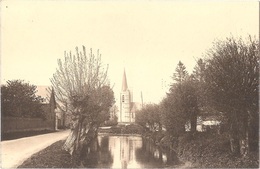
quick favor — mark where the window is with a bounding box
[122,95,124,102]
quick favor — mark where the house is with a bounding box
[196,116,221,132]
[36,86,66,129]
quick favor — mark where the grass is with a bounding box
[177,132,259,168]
[18,140,75,168]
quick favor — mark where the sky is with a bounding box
[1,1,259,106]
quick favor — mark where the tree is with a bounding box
[172,61,188,84]
[193,58,206,83]
[51,46,114,160]
[162,77,198,135]
[161,62,198,136]
[192,58,217,120]
[1,80,45,119]
[135,104,162,132]
[204,36,259,156]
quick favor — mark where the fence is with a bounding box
[2,117,55,133]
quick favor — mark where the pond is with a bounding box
[80,134,180,168]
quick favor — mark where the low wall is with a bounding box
[2,117,55,133]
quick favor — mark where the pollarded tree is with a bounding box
[50,46,114,160]
[1,80,45,119]
[204,36,259,156]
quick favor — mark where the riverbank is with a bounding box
[99,123,144,135]
[18,134,183,168]
[18,140,74,168]
[18,126,259,168]
[148,131,259,168]
[176,132,259,168]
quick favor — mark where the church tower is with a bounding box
[119,69,131,123]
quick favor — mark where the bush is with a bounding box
[122,124,144,134]
[104,119,118,126]
[177,132,259,168]
[110,126,122,134]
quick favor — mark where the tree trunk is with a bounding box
[239,135,249,156]
[159,123,162,132]
[248,111,259,152]
[190,113,197,133]
[229,123,240,154]
[238,115,249,156]
[229,133,240,154]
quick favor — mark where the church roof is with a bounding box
[122,69,128,91]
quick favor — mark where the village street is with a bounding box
[1,130,70,168]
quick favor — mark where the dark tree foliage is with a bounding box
[204,36,259,155]
[172,61,188,84]
[136,104,162,132]
[1,80,45,119]
[162,76,198,136]
[161,62,198,136]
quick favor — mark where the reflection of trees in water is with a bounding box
[80,136,113,168]
[135,138,179,167]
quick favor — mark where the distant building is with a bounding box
[196,116,221,132]
[119,70,142,124]
[36,86,66,129]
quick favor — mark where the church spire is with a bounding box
[122,69,128,91]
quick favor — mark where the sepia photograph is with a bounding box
[1,0,259,168]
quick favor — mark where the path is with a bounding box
[1,130,70,169]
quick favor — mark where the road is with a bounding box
[1,130,70,168]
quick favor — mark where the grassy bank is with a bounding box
[18,124,144,168]
[139,129,258,168]
[99,123,144,135]
[176,132,259,168]
[18,140,75,168]
[18,125,259,168]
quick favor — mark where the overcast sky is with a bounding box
[1,1,259,105]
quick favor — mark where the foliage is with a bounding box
[192,58,208,114]
[1,80,45,119]
[104,119,118,126]
[172,61,188,84]
[204,36,259,155]
[161,62,198,136]
[122,124,144,134]
[177,132,258,168]
[135,104,162,132]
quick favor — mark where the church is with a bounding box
[119,69,142,124]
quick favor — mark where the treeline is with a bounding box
[136,36,259,157]
[1,80,46,119]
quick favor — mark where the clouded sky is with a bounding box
[1,1,258,105]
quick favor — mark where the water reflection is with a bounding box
[81,135,179,168]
